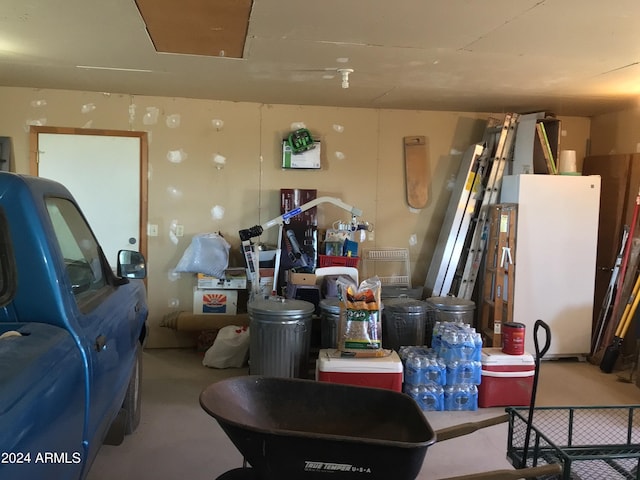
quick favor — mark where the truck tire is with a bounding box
[123,343,142,434]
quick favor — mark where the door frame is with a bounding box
[29,126,149,262]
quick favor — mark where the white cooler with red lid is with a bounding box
[478,347,535,408]
[315,349,403,392]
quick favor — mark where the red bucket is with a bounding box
[502,322,526,355]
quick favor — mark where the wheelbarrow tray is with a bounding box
[200,376,436,480]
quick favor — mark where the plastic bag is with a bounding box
[337,276,382,354]
[174,233,230,278]
[202,325,250,368]
[321,274,356,298]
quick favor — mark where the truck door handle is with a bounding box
[95,335,107,352]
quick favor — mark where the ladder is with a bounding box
[478,203,517,346]
[424,142,486,297]
[456,113,519,299]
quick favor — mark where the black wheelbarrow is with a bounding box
[200,376,562,480]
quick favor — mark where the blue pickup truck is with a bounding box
[0,172,148,479]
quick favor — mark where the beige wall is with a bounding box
[0,86,591,347]
[589,106,640,156]
[555,116,592,173]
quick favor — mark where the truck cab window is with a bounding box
[46,198,106,299]
[0,210,15,306]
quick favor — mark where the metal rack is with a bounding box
[361,248,411,287]
[507,405,640,479]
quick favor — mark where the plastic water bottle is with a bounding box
[404,384,421,403]
[417,384,444,411]
[446,360,482,385]
[459,332,476,361]
[423,357,446,385]
[431,322,443,351]
[444,385,478,411]
[404,354,423,386]
[472,332,483,361]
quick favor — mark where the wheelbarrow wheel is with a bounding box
[216,468,258,480]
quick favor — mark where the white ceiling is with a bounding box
[2,0,640,117]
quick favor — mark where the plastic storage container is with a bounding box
[248,297,315,378]
[382,297,434,350]
[319,298,340,349]
[426,296,475,325]
[316,349,403,392]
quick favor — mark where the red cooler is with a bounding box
[478,348,534,408]
[315,349,403,392]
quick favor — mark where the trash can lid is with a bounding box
[426,296,475,311]
[319,298,341,314]
[248,296,315,317]
[383,297,429,313]
[381,286,424,300]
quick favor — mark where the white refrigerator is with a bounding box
[500,174,601,358]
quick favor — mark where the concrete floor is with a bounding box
[87,348,640,480]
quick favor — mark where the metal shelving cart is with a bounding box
[507,405,640,479]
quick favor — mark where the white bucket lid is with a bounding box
[317,349,403,373]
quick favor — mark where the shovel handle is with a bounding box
[533,320,551,359]
[438,463,563,480]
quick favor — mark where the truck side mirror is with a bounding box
[117,250,147,279]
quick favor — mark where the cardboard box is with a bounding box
[282,140,321,169]
[478,348,534,408]
[288,272,317,286]
[258,268,275,282]
[316,349,403,392]
[197,268,247,290]
[193,288,238,315]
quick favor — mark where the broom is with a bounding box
[600,270,640,373]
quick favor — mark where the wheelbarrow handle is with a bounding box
[438,462,563,480]
[435,413,509,442]
[533,319,551,359]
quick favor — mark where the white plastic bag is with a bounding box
[174,233,230,278]
[202,325,250,368]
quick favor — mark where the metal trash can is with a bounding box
[319,298,341,349]
[382,297,435,350]
[381,285,424,300]
[248,297,315,378]
[426,296,475,325]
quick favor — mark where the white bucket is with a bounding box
[558,150,578,174]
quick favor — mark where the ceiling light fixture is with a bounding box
[337,68,354,89]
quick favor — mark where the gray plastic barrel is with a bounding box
[248,297,315,378]
[383,297,434,350]
[319,298,341,349]
[426,296,475,325]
